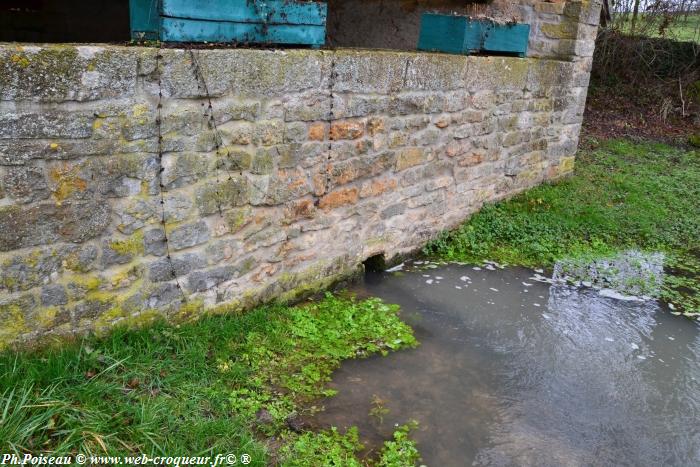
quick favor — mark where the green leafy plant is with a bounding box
[279,427,364,467]
[377,421,421,467]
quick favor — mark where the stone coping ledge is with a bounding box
[1,43,584,104]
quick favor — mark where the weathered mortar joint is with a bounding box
[313,50,337,207]
[154,48,187,304]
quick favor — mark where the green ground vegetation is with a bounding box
[616,13,700,42]
[424,139,700,317]
[0,294,419,465]
[279,421,420,467]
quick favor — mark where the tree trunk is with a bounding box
[630,0,641,34]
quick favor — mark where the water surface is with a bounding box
[313,262,700,466]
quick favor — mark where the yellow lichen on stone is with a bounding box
[86,290,118,304]
[121,309,164,329]
[1,276,17,290]
[109,230,145,256]
[172,299,206,323]
[35,307,58,329]
[93,306,127,335]
[132,103,150,120]
[64,253,90,273]
[559,156,576,174]
[110,268,135,288]
[225,207,253,233]
[26,249,41,268]
[0,304,27,350]
[10,53,30,68]
[49,163,87,204]
[72,275,102,292]
[120,103,152,134]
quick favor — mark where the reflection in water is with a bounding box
[312,262,700,466]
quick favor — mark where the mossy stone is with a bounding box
[195,176,249,215]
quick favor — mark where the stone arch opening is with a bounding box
[363,254,387,274]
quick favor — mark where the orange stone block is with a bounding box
[318,187,359,210]
[360,178,398,198]
[458,153,484,167]
[308,122,327,141]
[329,120,364,140]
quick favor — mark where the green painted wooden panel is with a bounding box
[463,21,487,54]
[483,23,530,56]
[161,0,326,25]
[160,17,326,45]
[130,0,326,44]
[417,14,468,54]
[130,0,160,40]
[417,13,529,57]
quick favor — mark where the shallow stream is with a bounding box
[313,261,700,466]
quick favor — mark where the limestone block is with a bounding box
[0,200,110,251]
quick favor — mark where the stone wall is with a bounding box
[0,0,600,347]
[329,0,603,61]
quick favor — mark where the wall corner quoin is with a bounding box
[522,0,603,61]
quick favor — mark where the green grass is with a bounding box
[0,294,419,465]
[615,13,700,42]
[424,139,700,317]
